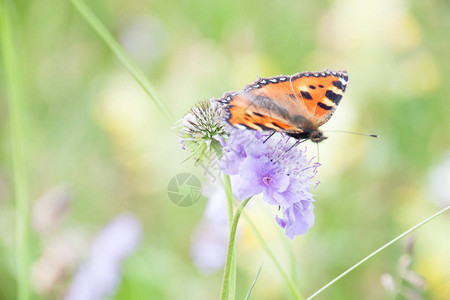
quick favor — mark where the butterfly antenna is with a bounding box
[316,142,320,164]
[324,130,379,138]
[263,132,276,143]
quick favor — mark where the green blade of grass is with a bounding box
[282,230,299,300]
[306,206,450,300]
[242,211,303,300]
[244,264,263,300]
[0,1,30,299]
[70,0,175,122]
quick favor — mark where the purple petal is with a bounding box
[278,201,315,239]
[235,177,264,200]
[220,150,245,175]
[272,173,290,193]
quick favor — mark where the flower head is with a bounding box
[176,100,228,162]
[175,97,321,238]
[221,127,320,238]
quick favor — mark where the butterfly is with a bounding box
[218,69,348,143]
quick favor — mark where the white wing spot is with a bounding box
[339,78,348,85]
[269,79,277,83]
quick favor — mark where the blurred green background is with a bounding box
[1,0,449,299]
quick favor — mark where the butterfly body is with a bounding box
[287,130,327,143]
[218,69,348,143]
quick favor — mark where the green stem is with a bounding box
[220,197,252,300]
[0,1,30,299]
[223,175,234,229]
[242,211,303,300]
[229,250,236,300]
[70,0,174,122]
[223,174,236,299]
[306,206,450,300]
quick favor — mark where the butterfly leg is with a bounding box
[285,139,307,153]
[273,139,307,164]
[263,132,276,143]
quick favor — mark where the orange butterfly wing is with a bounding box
[222,89,301,132]
[219,75,307,134]
[289,70,348,126]
[219,70,348,134]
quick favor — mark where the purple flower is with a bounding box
[235,155,290,204]
[220,127,319,239]
[190,183,230,273]
[65,213,142,300]
[276,200,315,239]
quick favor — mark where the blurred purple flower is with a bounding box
[190,183,229,274]
[65,213,142,300]
[220,127,319,239]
